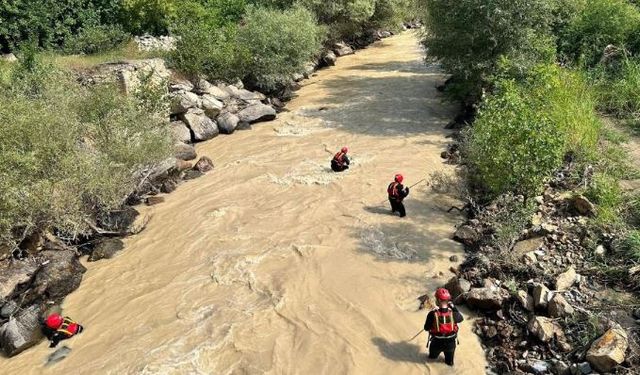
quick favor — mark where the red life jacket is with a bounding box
[388,182,400,198]
[429,308,459,337]
[57,317,80,338]
[333,152,346,166]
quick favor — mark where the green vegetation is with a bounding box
[0,56,171,246]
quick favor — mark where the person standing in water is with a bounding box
[424,288,463,366]
[387,174,410,217]
[43,313,84,348]
[331,146,350,172]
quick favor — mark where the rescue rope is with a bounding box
[406,329,424,342]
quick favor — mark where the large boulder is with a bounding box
[200,94,224,118]
[204,84,231,101]
[444,277,471,301]
[170,120,192,143]
[453,225,480,246]
[548,294,575,318]
[465,287,509,310]
[586,328,628,373]
[89,239,125,262]
[217,112,240,134]
[174,143,197,161]
[96,207,139,233]
[179,109,219,141]
[224,85,266,102]
[322,51,337,66]
[0,305,44,357]
[555,267,577,291]
[333,42,354,56]
[237,104,276,124]
[90,59,170,95]
[21,250,86,305]
[170,91,200,115]
[169,79,194,93]
[0,259,39,300]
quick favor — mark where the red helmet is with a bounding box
[341,146,349,153]
[45,313,63,329]
[394,174,404,183]
[435,288,451,302]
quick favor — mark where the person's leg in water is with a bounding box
[397,201,406,217]
[444,348,455,366]
[389,199,397,214]
[428,339,443,360]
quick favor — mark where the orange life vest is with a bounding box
[333,152,346,166]
[429,308,459,338]
[57,317,80,337]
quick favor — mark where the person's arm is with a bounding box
[424,311,434,331]
[49,332,64,348]
[344,155,350,165]
[450,304,464,323]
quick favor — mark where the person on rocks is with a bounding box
[424,288,463,366]
[331,146,351,172]
[43,313,84,348]
[388,174,410,217]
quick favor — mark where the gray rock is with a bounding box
[179,109,219,141]
[465,287,509,310]
[292,73,305,82]
[595,245,606,256]
[0,305,44,357]
[89,239,125,262]
[224,85,266,102]
[333,42,354,56]
[303,62,316,78]
[170,91,200,115]
[217,112,240,134]
[533,283,551,309]
[0,301,19,318]
[323,51,337,66]
[444,277,471,301]
[552,360,571,375]
[237,104,276,124]
[1,53,18,63]
[174,143,197,161]
[169,79,194,93]
[236,121,252,131]
[570,362,592,375]
[555,267,577,291]
[516,290,535,312]
[453,225,480,246]
[170,120,192,143]
[96,206,139,233]
[193,156,214,173]
[513,237,544,255]
[22,250,86,305]
[207,84,231,101]
[529,361,550,375]
[183,170,204,180]
[91,59,170,95]
[586,328,628,373]
[200,94,224,118]
[134,35,177,52]
[528,316,562,342]
[0,259,39,300]
[548,294,575,318]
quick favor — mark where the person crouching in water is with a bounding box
[43,313,84,348]
[424,288,463,366]
[387,174,410,217]
[331,146,350,172]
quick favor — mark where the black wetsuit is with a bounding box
[331,152,350,172]
[388,182,409,217]
[424,306,464,366]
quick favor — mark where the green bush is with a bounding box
[0,56,171,245]
[559,0,640,66]
[586,172,623,224]
[465,64,600,197]
[237,6,324,91]
[121,0,178,35]
[592,58,640,118]
[617,230,640,262]
[422,0,557,100]
[63,24,130,55]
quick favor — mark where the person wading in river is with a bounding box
[387,174,410,217]
[331,146,350,172]
[424,288,463,366]
[43,313,84,348]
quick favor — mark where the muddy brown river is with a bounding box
[2,32,487,374]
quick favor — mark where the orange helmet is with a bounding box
[341,146,349,153]
[435,288,451,302]
[394,174,403,183]
[45,313,63,330]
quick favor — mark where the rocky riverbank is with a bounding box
[436,134,640,373]
[0,25,413,357]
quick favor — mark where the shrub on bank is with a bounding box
[63,24,130,55]
[0,57,171,245]
[465,65,600,197]
[592,58,640,120]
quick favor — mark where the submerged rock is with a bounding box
[0,305,44,357]
[237,104,276,124]
[193,156,214,173]
[89,239,125,262]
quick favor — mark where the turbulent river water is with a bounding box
[2,32,487,374]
